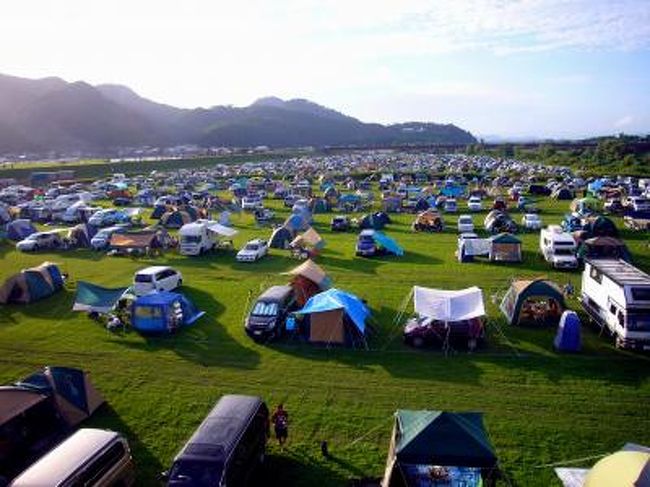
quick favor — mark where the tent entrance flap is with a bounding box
[310,309,344,344]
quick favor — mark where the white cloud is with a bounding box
[614,115,634,128]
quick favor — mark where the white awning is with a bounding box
[413,286,485,321]
[206,222,238,237]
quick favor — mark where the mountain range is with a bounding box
[0,73,476,153]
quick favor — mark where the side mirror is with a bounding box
[159,471,169,481]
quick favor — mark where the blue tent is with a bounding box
[0,262,63,304]
[6,219,37,241]
[373,231,404,256]
[587,179,605,196]
[132,292,205,334]
[284,213,310,232]
[441,184,464,198]
[295,288,370,346]
[73,281,128,313]
[554,311,581,352]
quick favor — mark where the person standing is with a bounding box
[271,404,289,450]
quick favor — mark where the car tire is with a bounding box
[412,336,424,348]
[33,244,39,251]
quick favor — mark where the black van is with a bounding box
[164,395,269,487]
[245,285,295,341]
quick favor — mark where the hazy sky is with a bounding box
[1,0,649,138]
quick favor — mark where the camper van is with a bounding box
[179,221,217,255]
[163,395,269,487]
[540,226,578,269]
[245,285,295,341]
[581,259,650,350]
[10,428,135,487]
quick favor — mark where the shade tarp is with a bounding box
[394,410,497,468]
[373,231,404,256]
[284,259,331,289]
[295,288,369,334]
[413,286,485,322]
[73,281,128,313]
[205,221,238,237]
[110,232,156,249]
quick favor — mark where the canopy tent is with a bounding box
[72,281,128,313]
[414,286,485,322]
[109,227,174,251]
[6,219,37,241]
[382,410,498,487]
[500,279,565,326]
[15,366,104,428]
[294,288,370,347]
[0,262,64,305]
[205,221,238,237]
[290,227,326,251]
[132,291,205,334]
[554,310,581,352]
[269,226,294,249]
[284,259,331,306]
[488,233,522,262]
[372,231,404,257]
[578,236,631,262]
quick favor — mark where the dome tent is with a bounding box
[500,278,565,326]
[0,262,64,305]
[131,291,205,334]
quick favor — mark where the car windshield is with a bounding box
[135,274,153,283]
[169,461,223,486]
[182,235,201,244]
[359,235,374,243]
[252,301,279,316]
[554,248,574,256]
[245,244,259,251]
[459,218,472,224]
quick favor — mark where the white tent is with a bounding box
[413,286,485,322]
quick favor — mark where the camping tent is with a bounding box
[269,226,293,249]
[160,209,194,228]
[578,236,631,262]
[6,219,37,241]
[500,279,565,326]
[582,216,619,238]
[554,310,581,352]
[0,262,64,304]
[570,197,600,216]
[488,233,522,262]
[67,223,97,248]
[15,366,104,428]
[284,212,310,233]
[484,210,517,234]
[294,288,370,347]
[382,410,498,487]
[284,259,331,306]
[72,281,128,313]
[131,291,205,334]
[552,187,574,200]
[290,227,326,252]
[414,286,485,322]
[358,213,386,230]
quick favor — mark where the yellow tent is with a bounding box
[585,451,650,487]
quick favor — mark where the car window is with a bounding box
[135,274,153,283]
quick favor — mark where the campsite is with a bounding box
[1,156,650,486]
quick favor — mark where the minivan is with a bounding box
[10,428,135,487]
[164,395,269,487]
[245,285,295,341]
[133,266,183,296]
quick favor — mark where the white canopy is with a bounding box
[413,286,486,322]
[206,221,238,237]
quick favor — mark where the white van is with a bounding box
[133,266,183,296]
[179,221,217,256]
[10,428,135,487]
[540,225,578,269]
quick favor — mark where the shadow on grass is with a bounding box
[87,404,164,484]
[256,451,354,487]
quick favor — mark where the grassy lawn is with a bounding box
[1,193,649,486]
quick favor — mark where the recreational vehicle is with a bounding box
[179,221,218,255]
[540,225,578,269]
[581,259,650,350]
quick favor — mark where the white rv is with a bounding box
[539,225,578,269]
[581,259,650,350]
[179,220,238,256]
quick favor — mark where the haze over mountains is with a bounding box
[0,73,476,154]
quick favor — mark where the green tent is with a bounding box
[383,410,498,486]
[499,279,565,326]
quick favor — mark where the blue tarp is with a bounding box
[132,291,205,334]
[441,185,464,198]
[295,288,370,334]
[373,231,404,256]
[73,281,128,313]
[554,310,581,352]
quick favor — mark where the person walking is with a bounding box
[271,403,289,450]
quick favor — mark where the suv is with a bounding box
[457,215,474,233]
[236,239,269,262]
[245,285,295,341]
[133,266,183,296]
[16,231,62,252]
[91,225,129,250]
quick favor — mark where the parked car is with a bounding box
[242,195,263,211]
[163,395,269,487]
[444,198,458,213]
[88,208,129,227]
[522,213,543,230]
[245,285,296,341]
[236,239,269,262]
[91,225,129,250]
[355,229,383,257]
[331,215,350,231]
[403,315,485,348]
[10,429,135,487]
[467,196,483,212]
[16,231,63,252]
[133,266,183,296]
[457,214,474,233]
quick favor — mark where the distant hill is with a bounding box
[0,73,477,153]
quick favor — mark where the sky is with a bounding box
[1,0,649,139]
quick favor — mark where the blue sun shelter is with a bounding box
[554,310,581,352]
[132,291,205,334]
[72,281,128,314]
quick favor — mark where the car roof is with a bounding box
[136,266,172,275]
[258,285,293,302]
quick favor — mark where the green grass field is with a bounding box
[1,194,649,486]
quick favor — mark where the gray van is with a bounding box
[164,395,269,487]
[245,285,295,341]
[10,428,134,487]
